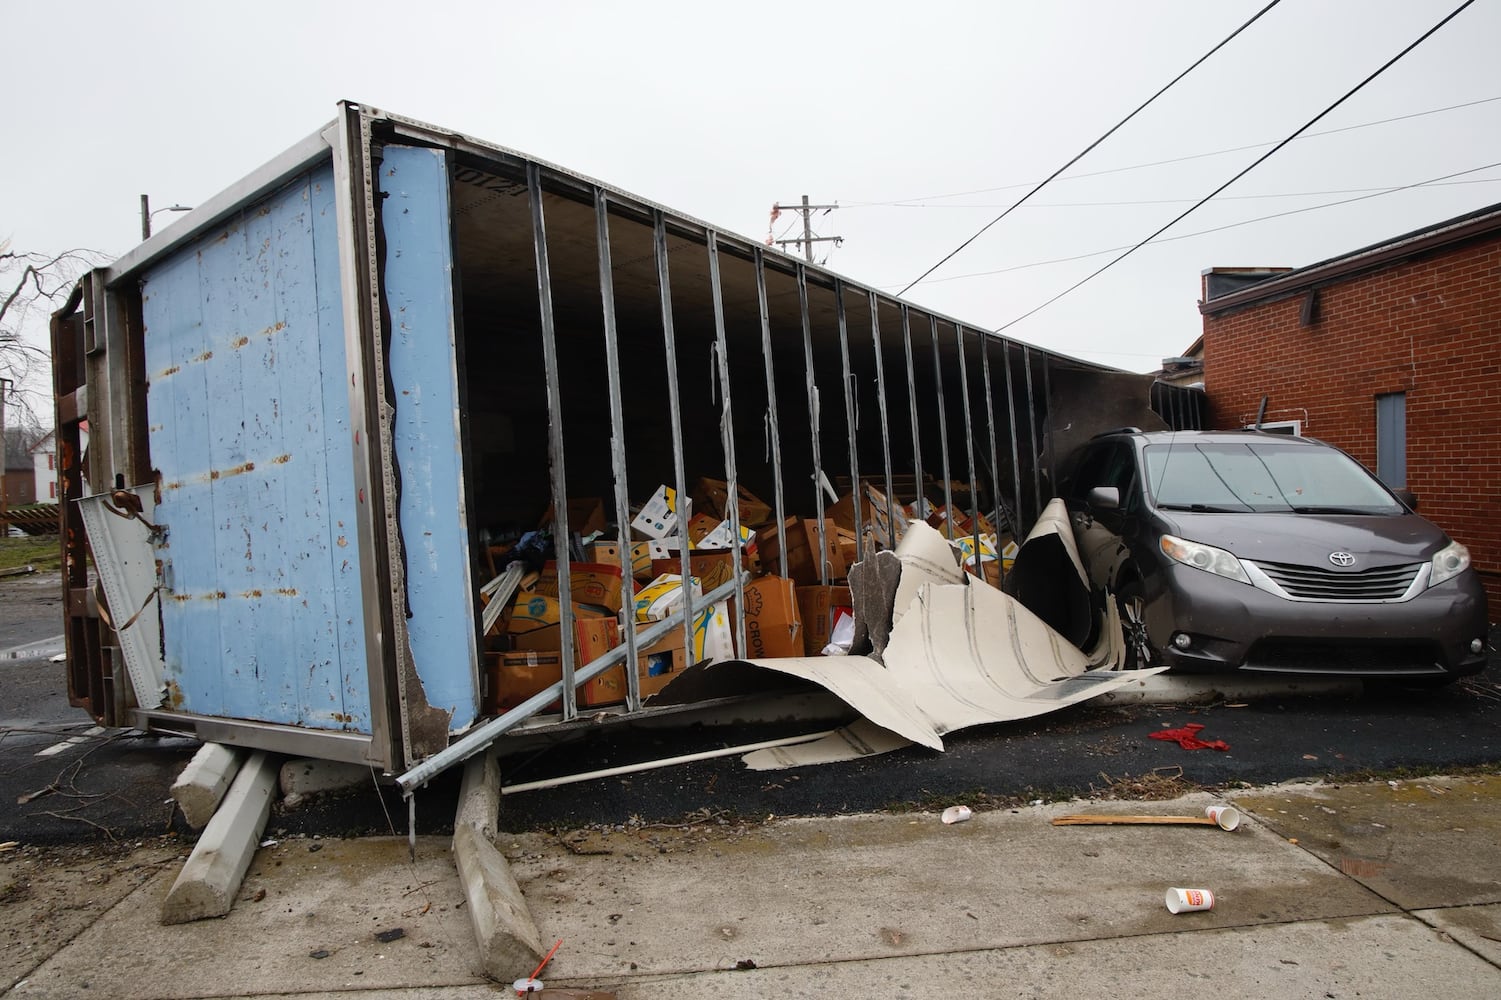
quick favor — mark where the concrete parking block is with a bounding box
[279,757,372,800]
[161,750,277,924]
[170,743,244,829]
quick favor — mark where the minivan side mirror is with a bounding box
[1088,486,1120,510]
[1395,488,1419,511]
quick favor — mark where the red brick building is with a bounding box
[1198,204,1501,610]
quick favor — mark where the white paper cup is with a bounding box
[1165,887,1216,913]
[941,805,972,825]
[1204,805,1241,831]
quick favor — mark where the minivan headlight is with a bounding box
[1429,541,1471,588]
[1159,534,1252,585]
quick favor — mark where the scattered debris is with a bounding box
[734,959,758,970]
[374,927,405,943]
[1150,723,1229,751]
[1165,887,1216,913]
[309,949,330,960]
[940,805,972,825]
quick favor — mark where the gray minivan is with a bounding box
[1063,430,1488,682]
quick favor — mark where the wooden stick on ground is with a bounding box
[1052,815,1220,827]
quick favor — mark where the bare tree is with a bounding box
[0,241,111,429]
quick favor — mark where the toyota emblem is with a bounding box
[1328,551,1356,567]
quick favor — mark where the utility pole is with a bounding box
[0,377,10,527]
[770,195,842,262]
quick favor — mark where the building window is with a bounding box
[47,453,55,471]
[1376,392,1406,488]
[49,481,57,500]
[1245,419,1301,436]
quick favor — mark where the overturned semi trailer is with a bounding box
[51,102,1166,778]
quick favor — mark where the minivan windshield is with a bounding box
[1144,441,1403,514]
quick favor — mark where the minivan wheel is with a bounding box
[1116,582,1155,669]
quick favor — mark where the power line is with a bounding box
[890,160,1501,289]
[847,94,1501,209]
[992,0,1479,335]
[896,0,1284,295]
[876,174,1501,212]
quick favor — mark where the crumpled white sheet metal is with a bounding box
[731,517,1161,769]
[743,579,1159,752]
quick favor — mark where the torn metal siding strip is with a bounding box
[707,232,748,655]
[593,189,641,710]
[527,162,578,720]
[901,304,924,512]
[929,316,954,523]
[797,264,831,586]
[869,291,896,519]
[835,282,864,563]
[754,248,788,580]
[654,211,698,662]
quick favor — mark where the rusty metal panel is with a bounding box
[141,165,370,731]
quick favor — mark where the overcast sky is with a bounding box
[5,0,1499,387]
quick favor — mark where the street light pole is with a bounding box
[140,195,193,241]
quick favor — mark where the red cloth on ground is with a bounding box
[1150,722,1229,751]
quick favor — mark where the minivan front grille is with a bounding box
[1250,560,1422,601]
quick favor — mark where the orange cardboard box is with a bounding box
[537,561,626,612]
[796,584,854,656]
[538,497,607,536]
[741,575,803,659]
[484,650,564,713]
[504,593,608,635]
[583,623,691,706]
[691,477,772,528]
[649,551,736,593]
[758,517,846,586]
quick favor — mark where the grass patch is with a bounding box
[0,535,62,575]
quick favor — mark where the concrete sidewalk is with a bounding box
[5,776,1500,998]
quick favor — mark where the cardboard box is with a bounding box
[582,603,731,706]
[538,497,607,537]
[484,650,564,713]
[631,484,688,539]
[505,592,608,634]
[483,642,631,713]
[686,512,719,547]
[511,617,630,707]
[512,616,621,663]
[836,526,859,570]
[758,517,846,586]
[537,561,626,612]
[796,584,853,657]
[586,539,654,581]
[691,477,772,528]
[650,551,736,593]
[741,575,803,659]
[633,573,702,623]
[698,518,755,551]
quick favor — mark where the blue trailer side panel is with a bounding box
[143,166,371,732]
[378,146,480,731]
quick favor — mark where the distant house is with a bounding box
[29,429,58,504]
[1198,203,1501,608]
[3,426,38,507]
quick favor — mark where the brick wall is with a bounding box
[1203,236,1501,612]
